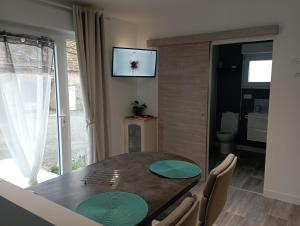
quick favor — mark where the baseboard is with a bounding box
[236,144,266,154]
[264,189,300,205]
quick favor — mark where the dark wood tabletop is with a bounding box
[28,152,201,225]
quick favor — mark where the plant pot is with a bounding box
[132,108,144,116]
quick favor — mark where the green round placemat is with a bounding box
[149,160,201,179]
[76,192,148,226]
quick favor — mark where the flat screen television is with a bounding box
[112,47,157,77]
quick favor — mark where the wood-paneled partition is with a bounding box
[158,43,211,179]
[150,25,279,180]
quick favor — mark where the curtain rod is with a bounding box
[0,30,54,43]
[36,0,104,11]
[36,0,72,11]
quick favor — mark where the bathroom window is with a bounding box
[242,53,273,89]
[248,60,272,83]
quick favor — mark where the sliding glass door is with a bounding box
[42,64,61,176]
[65,40,88,171]
[46,38,88,174]
[0,31,89,188]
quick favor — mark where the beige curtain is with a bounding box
[73,5,109,164]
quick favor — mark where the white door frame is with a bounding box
[54,37,72,174]
[206,35,275,179]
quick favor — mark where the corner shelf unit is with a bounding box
[124,116,158,153]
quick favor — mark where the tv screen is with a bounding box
[112,47,157,77]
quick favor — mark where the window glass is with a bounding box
[248,60,272,83]
[66,40,88,170]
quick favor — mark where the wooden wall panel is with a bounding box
[158,42,210,179]
[148,25,279,47]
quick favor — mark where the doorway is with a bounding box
[208,40,273,193]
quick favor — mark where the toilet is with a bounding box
[217,112,239,154]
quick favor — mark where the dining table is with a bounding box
[28,152,201,225]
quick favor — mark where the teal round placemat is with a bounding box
[149,160,201,179]
[76,192,148,226]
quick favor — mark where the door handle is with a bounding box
[58,111,67,125]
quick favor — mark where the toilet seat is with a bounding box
[216,131,235,142]
[216,112,239,154]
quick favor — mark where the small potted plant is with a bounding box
[131,100,147,116]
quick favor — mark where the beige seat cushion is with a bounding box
[199,154,237,226]
[155,194,200,226]
[203,154,235,197]
[176,194,200,226]
[154,154,237,226]
[156,197,194,226]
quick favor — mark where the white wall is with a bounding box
[136,78,157,116]
[136,0,300,204]
[0,0,73,33]
[104,17,138,156]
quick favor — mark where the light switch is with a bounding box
[292,58,300,78]
[292,57,300,64]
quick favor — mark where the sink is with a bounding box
[248,112,268,118]
[247,113,268,142]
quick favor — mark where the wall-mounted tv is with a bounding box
[112,47,157,77]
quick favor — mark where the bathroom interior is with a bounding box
[209,41,273,193]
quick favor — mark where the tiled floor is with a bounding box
[190,184,300,226]
[210,149,265,193]
[159,151,299,226]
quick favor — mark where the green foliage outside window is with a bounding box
[50,154,87,174]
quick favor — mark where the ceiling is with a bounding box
[57,0,209,24]
[46,0,285,35]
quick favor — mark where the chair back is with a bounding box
[157,194,200,226]
[199,154,237,226]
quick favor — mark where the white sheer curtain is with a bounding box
[0,34,54,185]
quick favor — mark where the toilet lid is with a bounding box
[221,112,238,133]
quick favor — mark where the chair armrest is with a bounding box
[152,219,161,225]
